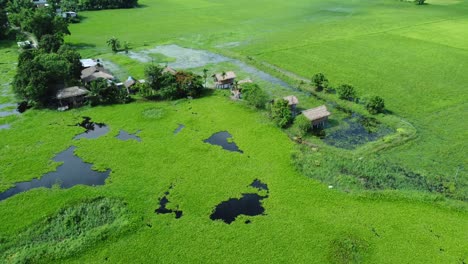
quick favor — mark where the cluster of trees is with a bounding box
[139,64,204,100]
[0,0,9,39]
[58,0,138,11]
[88,78,130,105]
[13,45,82,106]
[311,73,385,115]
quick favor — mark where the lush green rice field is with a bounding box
[0,93,467,263]
[1,0,467,262]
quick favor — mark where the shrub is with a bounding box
[311,73,329,92]
[270,98,293,128]
[366,96,385,114]
[242,83,268,109]
[337,84,357,101]
[293,114,311,137]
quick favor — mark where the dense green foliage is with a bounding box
[87,78,130,105]
[292,114,311,137]
[241,83,268,109]
[106,36,120,53]
[365,96,385,114]
[311,73,329,92]
[0,198,131,263]
[270,98,293,128]
[13,48,81,106]
[144,64,203,100]
[337,84,357,101]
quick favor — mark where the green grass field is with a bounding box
[0,94,467,263]
[1,0,468,262]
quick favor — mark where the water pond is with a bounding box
[74,117,110,140]
[0,146,110,201]
[174,124,185,135]
[204,131,243,153]
[210,179,269,224]
[155,185,183,219]
[116,130,141,142]
[322,113,393,149]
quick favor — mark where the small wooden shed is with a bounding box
[302,105,331,128]
[213,71,236,88]
[283,95,299,112]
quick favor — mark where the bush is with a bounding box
[270,98,293,128]
[337,84,357,101]
[242,83,268,109]
[366,96,385,114]
[293,114,311,137]
[88,78,130,105]
[311,73,329,92]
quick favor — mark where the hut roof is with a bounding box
[82,70,114,83]
[302,105,331,121]
[81,66,97,79]
[56,86,89,99]
[283,95,299,106]
[213,71,236,82]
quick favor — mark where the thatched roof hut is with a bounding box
[56,86,89,100]
[283,95,299,106]
[302,105,331,127]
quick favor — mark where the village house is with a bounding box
[302,105,331,128]
[56,86,89,110]
[81,66,114,83]
[213,71,236,89]
[283,95,299,113]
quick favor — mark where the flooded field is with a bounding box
[0,146,110,201]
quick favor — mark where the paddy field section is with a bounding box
[0,94,467,263]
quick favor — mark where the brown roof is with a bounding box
[82,71,114,83]
[302,105,331,121]
[213,71,236,82]
[81,66,97,79]
[56,86,89,99]
[283,95,299,106]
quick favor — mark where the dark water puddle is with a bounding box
[0,146,110,201]
[203,131,243,153]
[322,113,392,149]
[116,130,141,142]
[155,185,183,219]
[210,179,268,224]
[250,179,269,191]
[174,124,185,135]
[74,117,109,140]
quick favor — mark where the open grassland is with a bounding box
[67,0,468,182]
[0,94,467,263]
